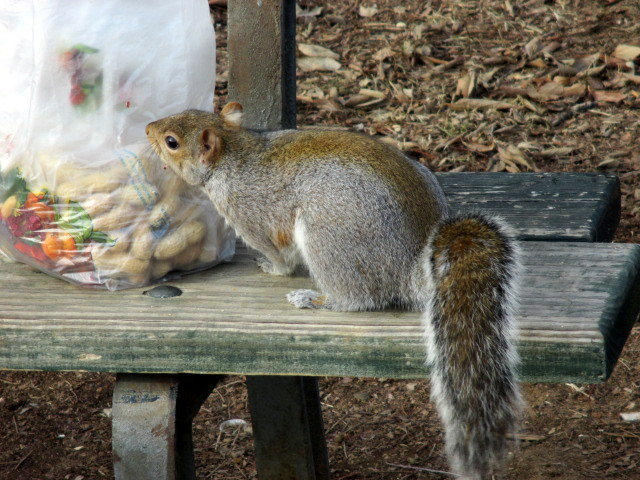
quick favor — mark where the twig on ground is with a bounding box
[13,451,32,471]
[387,462,461,477]
[551,101,597,127]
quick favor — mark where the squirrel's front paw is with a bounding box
[286,289,328,309]
[256,256,275,274]
[256,257,293,276]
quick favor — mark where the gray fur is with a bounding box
[203,136,447,311]
[147,112,521,479]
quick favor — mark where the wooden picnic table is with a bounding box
[1,2,639,479]
[1,167,637,480]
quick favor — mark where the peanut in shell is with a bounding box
[93,250,149,275]
[172,241,203,269]
[154,220,206,260]
[80,193,113,217]
[92,204,140,231]
[130,225,156,260]
[108,231,132,255]
[57,169,127,199]
[149,195,181,229]
[117,183,159,209]
[128,271,151,286]
[151,260,173,279]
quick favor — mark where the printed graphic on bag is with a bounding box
[59,44,103,110]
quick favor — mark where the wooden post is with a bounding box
[228,1,330,478]
[246,377,329,479]
[112,374,221,480]
[228,0,296,129]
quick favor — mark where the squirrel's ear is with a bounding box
[220,102,243,127]
[199,128,222,165]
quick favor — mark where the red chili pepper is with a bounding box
[31,244,49,263]
[14,240,48,264]
[14,241,32,257]
[60,51,76,70]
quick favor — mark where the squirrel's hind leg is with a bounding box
[256,255,295,276]
[290,216,391,312]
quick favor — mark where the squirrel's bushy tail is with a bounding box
[421,213,522,480]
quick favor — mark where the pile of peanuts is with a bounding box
[48,154,217,286]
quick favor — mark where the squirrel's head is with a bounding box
[145,102,244,185]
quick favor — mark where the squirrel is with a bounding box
[146,102,523,480]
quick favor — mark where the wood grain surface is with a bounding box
[438,172,620,241]
[1,241,638,383]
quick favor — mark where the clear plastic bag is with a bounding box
[0,0,235,290]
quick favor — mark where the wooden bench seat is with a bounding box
[1,241,638,384]
[438,172,620,241]
[0,169,624,386]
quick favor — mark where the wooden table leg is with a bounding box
[112,374,221,480]
[246,376,329,480]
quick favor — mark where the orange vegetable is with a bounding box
[42,231,76,261]
[23,192,39,208]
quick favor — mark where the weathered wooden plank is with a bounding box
[0,242,638,383]
[437,172,620,241]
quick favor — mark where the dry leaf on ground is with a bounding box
[592,90,627,103]
[378,136,420,151]
[536,147,577,158]
[298,44,339,59]
[524,37,542,58]
[373,47,395,62]
[298,56,341,72]
[344,88,386,109]
[358,5,378,17]
[455,72,477,98]
[462,139,495,153]
[297,95,342,113]
[449,98,516,111]
[598,157,620,169]
[572,53,601,72]
[498,145,538,172]
[525,82,586,101]
[620,412,640,422]
[611,72,640,86]
[612,44,640,61]
[296,5,323,19]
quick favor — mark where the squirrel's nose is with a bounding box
[145,125,151,136]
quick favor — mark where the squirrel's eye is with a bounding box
[165,136,179,150]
